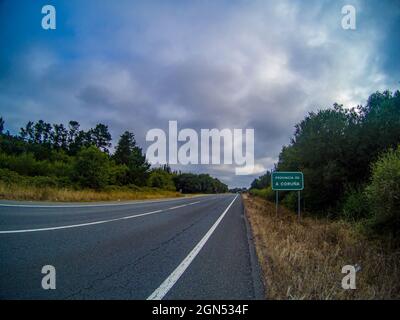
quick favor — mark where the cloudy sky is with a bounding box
[0,0,399,188]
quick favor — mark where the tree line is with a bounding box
[250,90,400,239]
[0,119,228,194]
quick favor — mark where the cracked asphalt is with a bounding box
[0,194,264,299]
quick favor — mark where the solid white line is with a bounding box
[147,195,238,300]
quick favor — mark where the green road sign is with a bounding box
[272,172,304,191]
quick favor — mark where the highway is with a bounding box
[0,194,264,300]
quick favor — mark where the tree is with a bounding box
[114,131,150,186]
[148,168,176,190]
[276,105,359,214]
[0,117,4,135]
[173,173,228,194]
[365,146,400,238]
[73,146,111,189]
[114,131,135,165]
[90,123,112,153]
[20,121,34,142]
[51,124,68,150]
[250,171,271,189]
[67,121,84,155]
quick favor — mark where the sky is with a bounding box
[0,0,399,188]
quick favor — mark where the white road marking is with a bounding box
[168,201,201,210]
[0,199,208,234]
[147,195,238,300]
[0,196,206,208]
[0,210,162,234]
[169,204,188,210]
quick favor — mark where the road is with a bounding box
[0,194,264,300]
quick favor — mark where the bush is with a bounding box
[281,192,298,211]
[341,187,369,221]
[73,146,111,190]
[0,168,25,185]
[107,162,129,186]
[365,147,400,237]
[0,152,50,176]
[29,176,58,188]
[148,169,176,191]
[250,186,275,201]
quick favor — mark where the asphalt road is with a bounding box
[0,194,264,300]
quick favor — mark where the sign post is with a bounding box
[298,190,301,219]
[272,172,304,218]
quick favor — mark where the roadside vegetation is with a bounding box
[243,194,400,299]
[0,118,228,202]
[250,90,400,242]
[247,90,400,299]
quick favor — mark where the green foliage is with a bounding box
[0,168,69,188]
[0,168,25,185]
[249,186,274,201]
[18,119,112,156]
[0,117,4,134]
[281,192,298,211]
[249,89,400,242]
[277,104,358,214]
[114,131,135,165]
[250,171,271,189]
[0,117,228,195]
[341,187,369,221]
[89,123,112,153]
[365,147,400,237]
[0,152,50,176]
[271,91,400,217]
[113,131,150,186]
[148,169,176,191]
[73,146,112,189]
[174,173,228,194]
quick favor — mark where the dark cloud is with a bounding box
[0,0,399,187]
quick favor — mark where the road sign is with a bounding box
[272,172,304,191]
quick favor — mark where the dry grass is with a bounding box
[0,182,182,202]
[243,193,400,300]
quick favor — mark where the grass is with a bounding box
[243,193,400,299]
[0,182,182,202]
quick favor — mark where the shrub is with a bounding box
[0,152,50,176]
[148,169,176,191]
[0,168,25,185]
[282,192,298,211]
[365,147,400,238]
[29,176,58,188]
[249,186,275,201]
[107,162,129,186]
[341,187,369,221]
[72,146,111,190]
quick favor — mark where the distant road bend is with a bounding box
[0,194,264,299]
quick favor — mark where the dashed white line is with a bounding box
[0,210,163,234]
[0,200,206,234]
[0,196,206,208]
[168,201,201,210]
[147,195,238,300]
